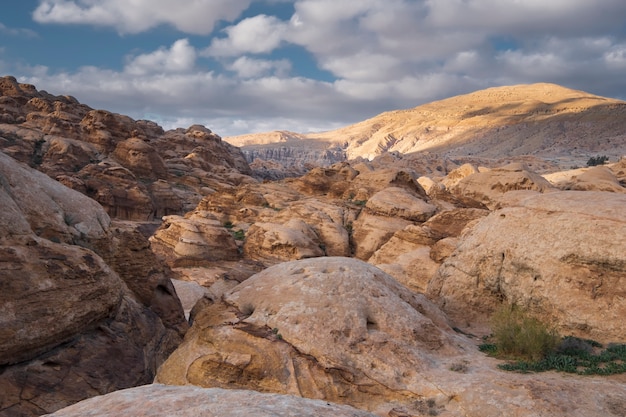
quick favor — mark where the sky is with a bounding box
[1,1,626,137]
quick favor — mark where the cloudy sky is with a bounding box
[2,1,626,137]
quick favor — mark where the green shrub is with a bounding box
[586,155,609,166]
[489,304,559,361]
[232,229,245,241]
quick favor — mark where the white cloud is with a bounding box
[0,22,38,38]
[125,39,196,76]
[227,56,291,78]
[33,0,252,34]
[204,15,288,56]
[604,45,626,69]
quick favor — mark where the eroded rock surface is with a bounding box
[0,152,186,417]
[0,76,252,221]
[43,385,379,417]
[428,191,626,342]
[156,257,626,417]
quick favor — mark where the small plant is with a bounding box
[498,340,626,375]
[586,155,609,166]
[480,306,626,375]
[223,221,234,229]
[272,327,283,340]
[353,200,367,207]
[232,229,245,241]
[488,304,559,361]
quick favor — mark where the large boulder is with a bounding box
[0,152,186,416]
[43,385,379,417]
[365,187,437,222]
[428,191,626,342]
[156,257,461,414]
[451,162,555,209]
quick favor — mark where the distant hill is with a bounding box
[225,83,626,171]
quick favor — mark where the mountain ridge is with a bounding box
[225,83,626,169]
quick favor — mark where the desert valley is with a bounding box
[1,74,625,417]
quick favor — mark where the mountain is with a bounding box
[225,83,626,173]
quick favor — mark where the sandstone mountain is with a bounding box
[225,83,626,176]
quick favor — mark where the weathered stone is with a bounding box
[428,191,626,342]
[43,385,379,417]
[451,162,556,209]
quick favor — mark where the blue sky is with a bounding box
[2,1,626,137]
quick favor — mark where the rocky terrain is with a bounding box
[1,77,626,416]
[225,83,626,177]
[0,76,252,221]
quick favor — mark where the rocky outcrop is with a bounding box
[156,257,626,417]
[428,191,626,342]
[451,162,556,209]
[43,385,379,417]
[0,76,252,221]
[370,208,488,292]
[155,257,462,414]
[0,152,186,416]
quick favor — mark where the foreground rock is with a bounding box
[0,152,187,416]
[43,384,378,417]
[156,257,626,417]
[156,257,463,414]
[428,191,626,342]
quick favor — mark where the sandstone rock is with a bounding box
[149,211,239,268]
[274,199,352,257]
[156,257,460,413]
[43,385,379,417]
[0,77,252,221]
[451,162,556,209]
[557,165,626,193]
[156,257,626,417]
[365,186,437,222]
[428,191,626,342]
[0,152,186,416]
[351,211,412,260]
[243,218,325,264]
[441,163,479,189]
[112,137,168,180]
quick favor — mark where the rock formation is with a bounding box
[0,76,252,221]
[0,152,187,416]
[43,385,379,417]
[3,77,626,417]
[428,191,626,342]
[156,257,626,417]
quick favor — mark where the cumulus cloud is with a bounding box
[227,56,291,78]
[0,22,38,38]
[33,0,252,34]
[125,39,197,76]
[204,14,288,56]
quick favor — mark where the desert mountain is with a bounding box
[225,83,626,175]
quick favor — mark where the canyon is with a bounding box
[1,75,625,416]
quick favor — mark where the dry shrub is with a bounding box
[490,304,559,361]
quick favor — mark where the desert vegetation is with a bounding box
[480,305,626,375]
